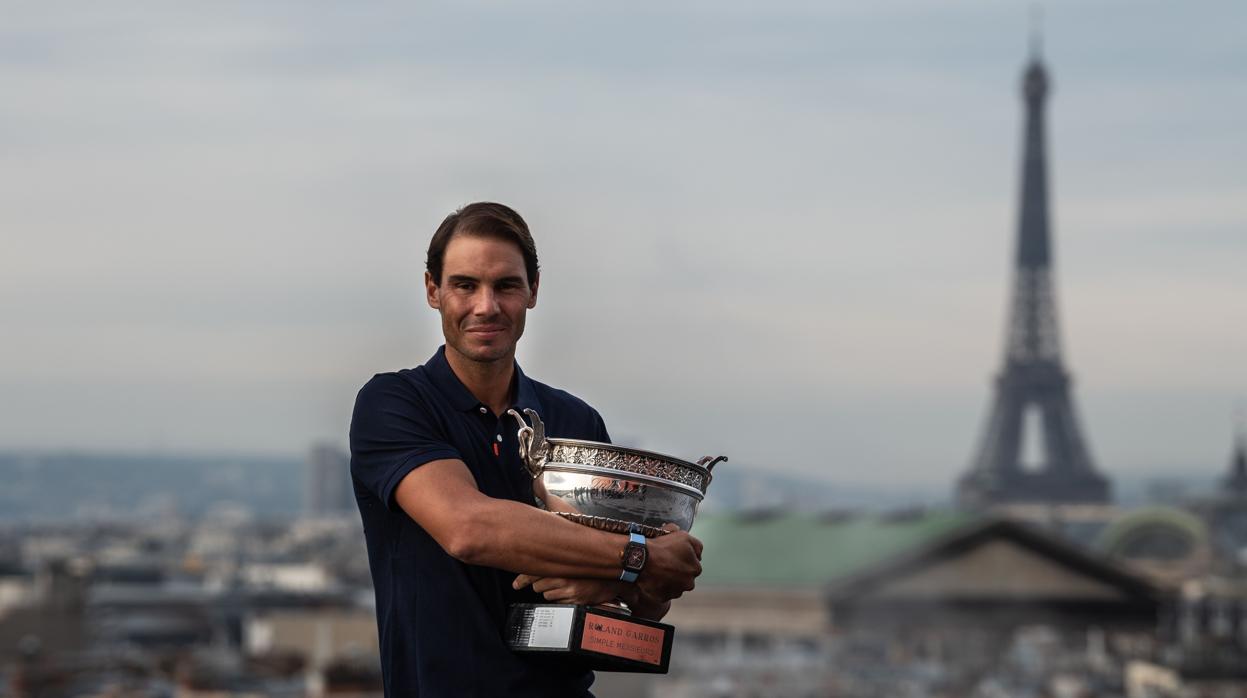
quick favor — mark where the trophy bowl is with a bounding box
[507,408,726,538]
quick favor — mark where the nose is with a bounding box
[472,287,500,316]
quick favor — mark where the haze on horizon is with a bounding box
[2,1,1244,490]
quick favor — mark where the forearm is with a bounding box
[394,459,630,579]
[450,497,627,579]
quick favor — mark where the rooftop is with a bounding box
[692,509,977,588]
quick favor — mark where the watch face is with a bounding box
[624,544,647,571]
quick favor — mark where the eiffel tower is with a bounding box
[956,47,1111,508]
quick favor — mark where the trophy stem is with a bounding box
[594,598,632,617]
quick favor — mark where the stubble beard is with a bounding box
[445,317,524,367]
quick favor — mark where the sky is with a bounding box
[2,0,1245,492]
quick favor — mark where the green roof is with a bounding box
[690,510,977,588]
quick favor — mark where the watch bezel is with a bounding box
[623,541,647,572]
[621,529,648,579]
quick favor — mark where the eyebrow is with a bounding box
[446,274,527,285]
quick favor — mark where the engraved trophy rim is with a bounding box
[540,437,715,496]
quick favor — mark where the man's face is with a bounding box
[426,233,538,366]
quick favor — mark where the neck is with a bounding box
[444,346,516,416]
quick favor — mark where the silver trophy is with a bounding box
[504,408,725,673]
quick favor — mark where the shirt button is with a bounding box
[479,407,488,414]
[495,434,503,442]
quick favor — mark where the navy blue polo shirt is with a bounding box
[350,346,610,697]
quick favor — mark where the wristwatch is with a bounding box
[618,524,647,583]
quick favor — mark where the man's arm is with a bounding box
[395,458,702,597]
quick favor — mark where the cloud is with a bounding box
[1,1,1244,487]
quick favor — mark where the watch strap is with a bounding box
[618,530,646,583]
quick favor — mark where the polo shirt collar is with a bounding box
[512,361,542,413]
[425,345,543,415]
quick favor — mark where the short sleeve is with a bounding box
[591,408,611,444]
[349,373,462,510]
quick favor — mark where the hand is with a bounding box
[617,584,673,622]
[513,574,625,606]
[636,524,703,602]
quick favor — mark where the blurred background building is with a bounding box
[304,445,353,519]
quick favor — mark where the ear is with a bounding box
[425,271,440,309]
[527,273,539,309]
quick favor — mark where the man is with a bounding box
[350,202,704,696]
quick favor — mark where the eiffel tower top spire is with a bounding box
[1018,38,1051,270]
[1029,5,1044,63]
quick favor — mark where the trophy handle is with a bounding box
[507,408,549,478]
[697,455,728,471]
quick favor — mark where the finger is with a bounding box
[662,523,681,533]
[532,577,566,594]
[689,535,704,559]
[512,574,540,590]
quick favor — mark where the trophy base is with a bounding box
[505,603,673,674]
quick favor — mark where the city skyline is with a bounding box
[2,1,1245,489]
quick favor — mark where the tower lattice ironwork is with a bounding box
[956,51,1111,508]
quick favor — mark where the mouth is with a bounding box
[465,325,507,339]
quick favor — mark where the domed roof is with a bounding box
[1096,506,1210,563]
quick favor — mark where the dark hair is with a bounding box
[426,202,539,287]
